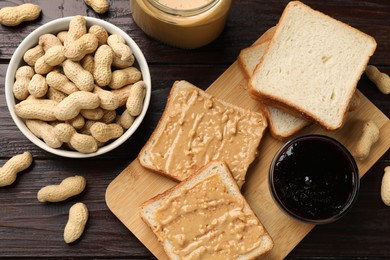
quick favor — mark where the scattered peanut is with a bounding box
[352,120,380,160]
[46,71,79,95]
[93,44,113,87]
[90,122,124,142]
[88,25,108,46]
[107,34,132,62]
[109,67,142,89]
[64,202,88,244]
[28,74,48,98]
[84,0,110,14]
[0,4,41,26]
[126,81,146,116]
[348,91,361,112]
[37,175,86,202]
[15,99,58,121]
[63,59,95,91]
[54,123,98,153]
[13,66,34,100]
[365,65,390,94]
[55,91,100,121]
[23,45,45,66]
[64,33,99,61]
[381,166,390,206]
[0,152,33,187]
[25,120,63,148]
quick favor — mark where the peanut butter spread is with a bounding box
[148,86,267,186]
[131,0,232,49]
[154,173,265,259]
[157,0,213,10]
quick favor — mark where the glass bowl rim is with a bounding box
[269,134,360,224]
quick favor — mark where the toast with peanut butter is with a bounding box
[138,80,267,187]
[140,161,274,260]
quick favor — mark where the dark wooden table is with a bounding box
[0,0,389,259]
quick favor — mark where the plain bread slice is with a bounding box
[238,41,310,139]
[250,1,377,130]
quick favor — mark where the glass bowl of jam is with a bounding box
[269,134,360,224]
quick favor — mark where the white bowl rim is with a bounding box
[5,16,151,158]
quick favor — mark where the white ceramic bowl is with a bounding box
[5,17,151,158]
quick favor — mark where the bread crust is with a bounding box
[140,161,236,209]
[238,26,276,79]
[249,1,377,131]
[260,104,310,140]
[137,82,184,182]
[238,38,310,139]
[140,161,274,259]
[250,89,316,123]
[238,42,269,79]
[250,83,350,131]
[138,80,267,184]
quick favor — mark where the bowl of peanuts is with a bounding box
[5,16,151,158]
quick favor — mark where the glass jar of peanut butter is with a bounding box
[131,0,232,49]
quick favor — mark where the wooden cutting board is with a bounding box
[106,34,390,259]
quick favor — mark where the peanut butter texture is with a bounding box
[157,0,213,10]
[154,174,266,259]
[131,0,232,49]
[148,86,267,186]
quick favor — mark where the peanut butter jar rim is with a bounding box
[147,0,220,17]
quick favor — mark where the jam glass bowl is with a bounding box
[269,134,360,224]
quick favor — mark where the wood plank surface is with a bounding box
[106,57,390,259]
[0,0,389,259]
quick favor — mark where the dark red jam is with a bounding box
[270,135,359,223]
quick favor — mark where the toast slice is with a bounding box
[140,161,274,260]
[250,1,376,130]
[239,42,310,140]
[138,80,267,187]
[238,42,270,78]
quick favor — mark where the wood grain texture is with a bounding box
[0,0,389,259]
[106,60,390,259]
